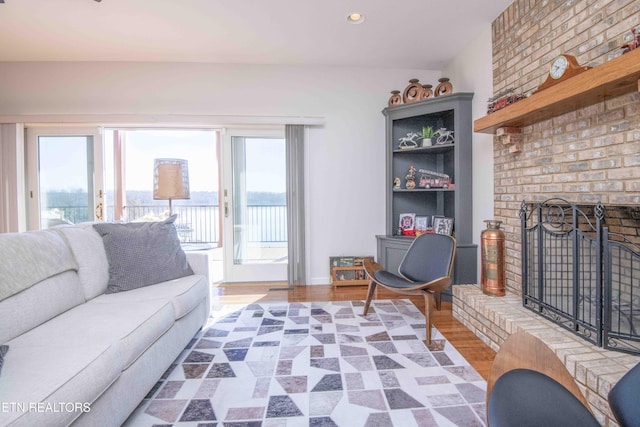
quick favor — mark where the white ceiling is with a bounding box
[0,0,512,69]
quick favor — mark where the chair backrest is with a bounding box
[398,233,456,283]
[608,362,640,427]
[487,330,591,410]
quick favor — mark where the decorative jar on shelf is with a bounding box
[388,90,402,107]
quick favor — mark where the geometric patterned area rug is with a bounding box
[124,300,487,427]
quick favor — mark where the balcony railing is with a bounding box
[45,204,287,244]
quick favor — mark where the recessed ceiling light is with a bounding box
[347,13,365,24]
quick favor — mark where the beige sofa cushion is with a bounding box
[0,344,121,427]
[8,299,175,370]
[0,230,77,302]
[0,271,85,344]
[93,274,209,320]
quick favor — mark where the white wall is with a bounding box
[0,62,441,284]
[442,26,495,278]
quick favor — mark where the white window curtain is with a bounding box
[286,124,306,286]
[0,123,26,233]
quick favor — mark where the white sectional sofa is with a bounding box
[0,218,211,426]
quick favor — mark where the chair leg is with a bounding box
[363,280,377,315]
[423,291,435,345]
[434,291,442,311]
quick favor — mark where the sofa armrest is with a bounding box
[185,250,215,284]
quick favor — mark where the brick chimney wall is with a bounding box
[490,0,640,294]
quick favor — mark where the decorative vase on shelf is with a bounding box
[402,79,423,104]
[420,84,433,100]
[435,77,453,97]
[388,90,402,107]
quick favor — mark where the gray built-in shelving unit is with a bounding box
[377,92,477,299]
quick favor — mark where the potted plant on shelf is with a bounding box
[420,126,436,147]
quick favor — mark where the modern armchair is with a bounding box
[486,331,599,427]
[362,233,456,344]
[487,330,640,427]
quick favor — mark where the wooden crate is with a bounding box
[329,256,373,286]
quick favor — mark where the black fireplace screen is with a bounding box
[520,198,640,355]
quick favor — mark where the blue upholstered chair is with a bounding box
[362,233,456,344]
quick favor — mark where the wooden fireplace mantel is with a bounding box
[474,48,640,134]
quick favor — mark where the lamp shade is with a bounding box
[153,159,190,200]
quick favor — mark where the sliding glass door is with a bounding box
[26,127,104,230]
[222,129,288,282]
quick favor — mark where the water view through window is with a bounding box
[106,129,221,242]
[104,129,287,254]
[37,136,92,228]
[39,128,288,270]
[231,136,287,265]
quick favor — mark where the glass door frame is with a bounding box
[221,127,288,283]
[25,126,104,230]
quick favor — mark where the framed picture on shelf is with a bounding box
[415,215,429,236]
[398,213,416,236]
[433,216,454,235]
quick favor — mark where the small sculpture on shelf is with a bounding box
[487,88,525,114]
[398,132,420,149]
[621,27,640,53]
[434,128,455,145]
[418,169,451,188]
[405,165,416,190]
[393,177,401,189]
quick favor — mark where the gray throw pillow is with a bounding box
[93,215,194,294]
[0,345,8,376]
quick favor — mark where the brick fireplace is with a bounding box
[453,1,640,425]
[490,0,640,295]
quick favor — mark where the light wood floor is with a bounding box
[212,282,497,380]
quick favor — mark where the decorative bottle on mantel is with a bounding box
[481,220,506,296]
